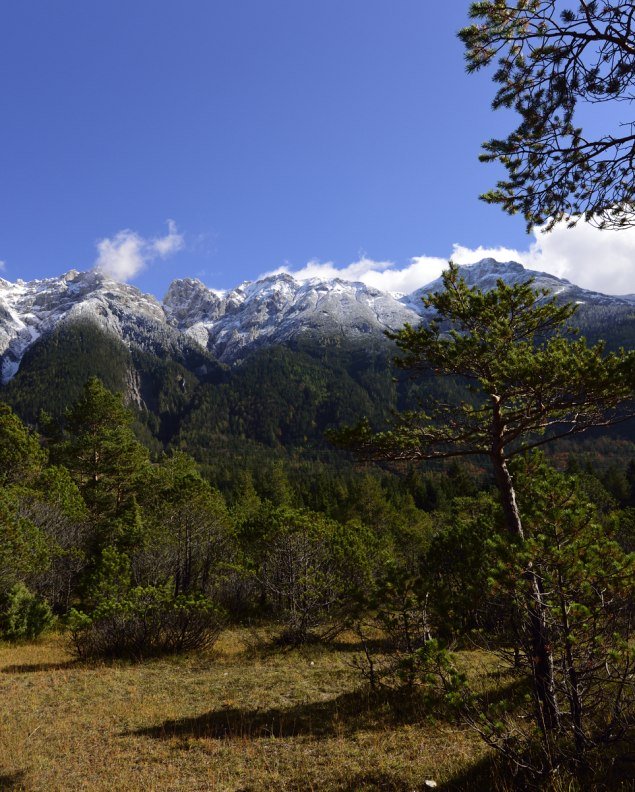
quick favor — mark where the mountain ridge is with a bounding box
[1,259,632,382]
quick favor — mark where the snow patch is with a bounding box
[0,260,629,379]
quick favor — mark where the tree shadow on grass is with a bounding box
[130,675,527,746]
[437,753,501,791]
[129,687,435,741]
[331,763,497,792]
[1,660,80,674]
[437,737,635,790]
[472,673,528,708]
[0,769,27,790]
[312,769,418,792]
[326,637,389,654]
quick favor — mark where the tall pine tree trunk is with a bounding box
[491,432,560,732]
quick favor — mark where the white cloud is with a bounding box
[95,220,184,281]
[151,219,183,257]
[449,244,531,267]
[0,260,5,272]
[523,223,635,295]
[268,255,448,295]
[269,220,635,296]
[449,223,635,294]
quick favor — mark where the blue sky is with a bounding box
[2,1,635,296]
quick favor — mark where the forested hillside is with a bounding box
[3,297,635,466]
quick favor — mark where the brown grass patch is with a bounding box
[0,629,494,791]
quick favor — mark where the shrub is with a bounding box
[245,505,373,644]
[463,463,635,782]
[353,573,463,697]
[0,583,54,640]
[68,584,225,660]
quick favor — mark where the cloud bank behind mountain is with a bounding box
[270,221,635,296]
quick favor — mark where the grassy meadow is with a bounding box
[0,629,502,792]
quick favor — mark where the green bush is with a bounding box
[0,583,54,640]
[353,570,465,697]
[68,584,225,660]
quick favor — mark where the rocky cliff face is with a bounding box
[0,269,197,381]
[163,273,420,361]
[1,259,630,381]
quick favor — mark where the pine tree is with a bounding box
[0,403,45,486]
[50,377,149,517]
[332,263,635,731]
[460,1,635,230]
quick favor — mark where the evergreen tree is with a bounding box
[0,488,50,593]
[460,1,635,230]
[137,453,234,596]
[474,459,635,776]
[0,403,45,486]
[333,264,635,731]
[50,377,149,517]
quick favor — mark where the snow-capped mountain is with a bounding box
[163,273,419,362]
[0,269,203,382]
[404,258,634,311]
[0,260,631,382]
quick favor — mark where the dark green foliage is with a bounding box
[49,377,149,518]
[0,403,45,486]
[424,493,503,639]
[473,459,635,776]
[240,503,374,642]
[333,265,635,466]
[0,319,223,456]
[0,582,54,640]
[353,573,466,700]
[357,634,464,705]
[34,465,87,519]
[67,584,224,660]
[3,310,635,467]
[173,343,394,456]
[354,570,432,690]
[601,464,631,503]
[575,304,635,354]
[136,453,236,600]
[1,370,472,658]
[3,320,131,423]
[0,488,51,592]
[11,469,88,613]
[128,345,219,446]
[335,264,635,774]
[460,1,635,230]
[616,508,635,554]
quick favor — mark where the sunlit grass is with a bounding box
[0,629,500,791]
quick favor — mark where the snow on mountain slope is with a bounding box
[0,259,631,381]
[0,269,195,382]
[403,258,635,311]
[163,273,420,362]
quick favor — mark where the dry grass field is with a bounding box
[2,629,632,791]
[0,629,499,792]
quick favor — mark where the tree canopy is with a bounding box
[335,264,635,488]
[460,1,635,230]
[332,264,635,729]
[50,377,149,517]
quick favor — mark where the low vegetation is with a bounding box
[0,629,532,791]
[1,628,632,791]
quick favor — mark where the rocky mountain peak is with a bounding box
[0,259,631,382]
